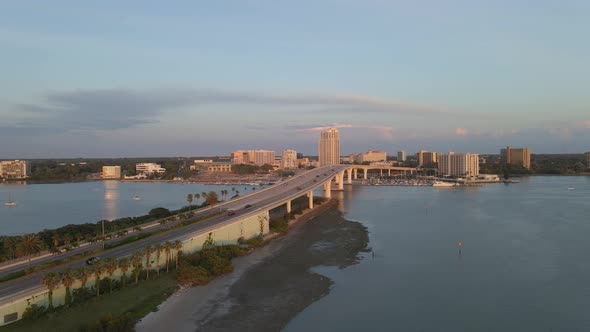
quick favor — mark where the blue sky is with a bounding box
[1,0,589,158]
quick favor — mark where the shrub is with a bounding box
[78,313,136,332]
[22,304,47,320]
[177,263,210,286]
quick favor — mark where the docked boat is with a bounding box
[432,181,455,187]
[132,196,142,201]
[4,193,17,206]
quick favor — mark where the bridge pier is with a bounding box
[338,171,344,190]
[286,200,292,214]
[388,169,391,176]
[347,168,352,184]
[308,191,313,209]
[324,181,331,198]
[353,168,358,180]
[363,168,368,180]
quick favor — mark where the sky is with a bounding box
[1,0,589,158]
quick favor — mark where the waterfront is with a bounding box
[285,176,590,331]
[0,181,260,235]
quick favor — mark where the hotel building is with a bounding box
[231,150,276,166]
[0,160,30,179]
[397,150,407,162]
[136,163,166,175]
[438,152,480,178]
[500,146,531,169]
[319,128,340,166]
[102,166,121,179]
[281,149,298,169]
[417,150,438,167]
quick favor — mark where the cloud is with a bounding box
[4,88,459,134]
[455,128,468,136]
[295,123,395,140]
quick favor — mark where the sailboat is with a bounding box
[4,193,16,206]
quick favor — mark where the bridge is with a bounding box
[0,164,417,325]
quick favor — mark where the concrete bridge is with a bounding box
[0,164,417,326]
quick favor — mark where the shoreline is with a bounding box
[136,200,369,332]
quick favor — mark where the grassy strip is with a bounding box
[1,273,178,332]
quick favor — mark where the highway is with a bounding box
[0,165,349,304]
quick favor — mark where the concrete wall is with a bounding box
[0,210,270,326]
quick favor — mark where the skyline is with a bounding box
[1,1,589,158]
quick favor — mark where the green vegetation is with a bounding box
[177,245,244,286]
[3,273,178,332]
[480,154,588,176]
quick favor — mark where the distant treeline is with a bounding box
[480,154,588,175]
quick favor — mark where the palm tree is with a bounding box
[75,267,91,290]
[93,261,105,297]
[202,192,208,205]
[154,243,163,276]
[163,241,172,273]
[172,240,183,270]
[41,272,60,309]
[144,245,153,280]
[104,257,118,293]
[60,269,75,306]
[131,252,143,284]
[18,234,43,267]
[63,233,73,246]
[118,257,131,288]
[187,194,193,210]
[51,234,61,248]
[231,187,235,193]
[195,193,200,206]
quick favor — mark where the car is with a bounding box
[316,175,320,177]
[296,186,302,190]
[244,204,252,209]
[86,256,101,266]
[227,210,236,216]
[313,180,317,182]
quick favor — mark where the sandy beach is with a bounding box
[136,202,369,332]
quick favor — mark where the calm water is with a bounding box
[0,181,259,235]
[286,176,590,332]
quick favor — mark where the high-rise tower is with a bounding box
[318,128,340,166]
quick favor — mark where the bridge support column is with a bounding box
[363,168,368,180]
[388,169,391,177]
[347,169,352,184]
[286,200,292,214]
[308,191,313,209]
[380,169,383,176]
[338,171,344,190]
[353,168,358,179]
[324,181,331,198]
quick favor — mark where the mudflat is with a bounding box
[137,205,369,332]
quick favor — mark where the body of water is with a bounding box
[286,176,590,331]
[0,181,260,235]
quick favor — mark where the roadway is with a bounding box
[0,165,349,304]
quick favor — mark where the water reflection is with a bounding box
[102,181,120,221]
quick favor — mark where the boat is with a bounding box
[132,196,142,201]
[432,181,455,187]
[4,193,17,206]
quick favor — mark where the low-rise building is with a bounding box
[501,146,531,169]
[231,150,276,165]
[136,163,166,175]
[102,166,121,179]
[418,150,438,167]
[190,162,233,172]
[0,160,30,179]
[349,150,387,164]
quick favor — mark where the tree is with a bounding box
[18,234,43,267]
[93,261,105,297]
[187,194,193,210]
[173,240,183,270]
[60,269,75,306]
[75,267,91,290]
[195,193,200,205]
[51,234,61,248]
[205,191,219,205]
[154,243,163,276]
[41,272,60,309]
[164,241,172,273]
[144,245,153,280]
[131,252,143,284]
[104,257,118,293]
[118,257,131,288]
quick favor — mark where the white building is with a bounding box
[0,160,29,179]
[437,152,479,178]
[281,149,298,169]
[318,128,340,167]
[102,166,121,179]
[397,150,406,162]
[136,163,166,175]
